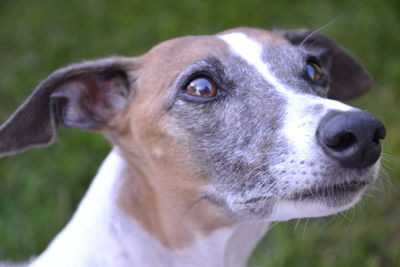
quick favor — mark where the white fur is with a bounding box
[219,33,289,95]
[29,150,269,267]
[270,195,363,221]
[30,150,126,267]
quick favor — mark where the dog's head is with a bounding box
[0,27,385,222]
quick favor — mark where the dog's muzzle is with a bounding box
[317,111,386,169]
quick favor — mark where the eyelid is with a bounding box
[306,56,322,65]
[183,71,217,85]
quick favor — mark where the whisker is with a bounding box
[340,209,354,222]
[294,218,302,234]
[299,13,345,48]
[301,218,310,239]
[269,221,280,231]
[379,163,394,189]
[381,153,400,165]
[327,213,338,225]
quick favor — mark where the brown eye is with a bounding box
[305,61,326,84]
[184,76,218,98]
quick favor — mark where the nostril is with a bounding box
[328,132,356,151]
[373,125,386,144]
[372,133,380,145]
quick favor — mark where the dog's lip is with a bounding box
[233,196,271,206]
[235,180,368,205]
[235,180,369,206]
[290,180,368,200]
[241,196,269,204]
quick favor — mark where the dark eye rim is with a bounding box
[180,72,224,102]
[303,57,328,87]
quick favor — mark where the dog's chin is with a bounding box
[268,189,365,221]
[229,181,369,222]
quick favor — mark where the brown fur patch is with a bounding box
[108,35,235,249]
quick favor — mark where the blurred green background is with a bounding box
[0,0,399,266]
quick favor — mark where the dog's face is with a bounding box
[0,28,384,223]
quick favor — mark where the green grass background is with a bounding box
[0,0,399,266]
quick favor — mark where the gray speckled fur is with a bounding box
[170,51,295,219]
[166,33,377,220]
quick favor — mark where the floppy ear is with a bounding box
[0,56,137,157]
[277,29,372,100]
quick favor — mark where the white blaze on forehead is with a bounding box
[218,32,289,95]
[218,32,352,110]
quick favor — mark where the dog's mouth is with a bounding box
[236,180,368,206]
[290,180,368,201]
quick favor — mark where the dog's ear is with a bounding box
[0,57,137,157]
[277,29,372,100]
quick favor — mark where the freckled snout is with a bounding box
[317,111,386,169]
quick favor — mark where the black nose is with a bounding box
[317,111,385,169]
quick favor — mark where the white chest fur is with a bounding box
[29,150,269,267]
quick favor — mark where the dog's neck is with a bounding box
[31,150,269,267]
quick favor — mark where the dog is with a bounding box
[0,27,385,267]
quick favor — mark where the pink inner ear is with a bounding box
[51,71,130,130]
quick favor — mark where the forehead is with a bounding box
[141,28,293,72]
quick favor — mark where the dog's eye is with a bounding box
[183,76,219,99]
[305,60,327,85]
